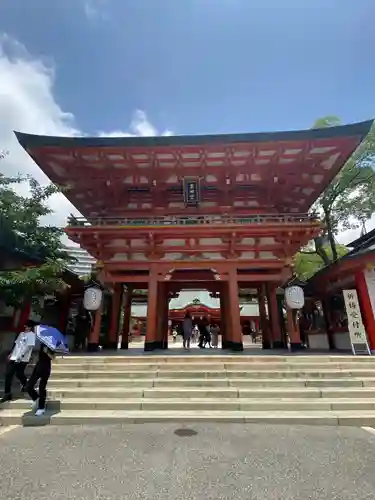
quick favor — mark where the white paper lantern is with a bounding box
[285,286,305,309]
[83,287,103,311]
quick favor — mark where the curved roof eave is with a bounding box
[14,120,374,150]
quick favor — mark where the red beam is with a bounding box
[106,273,285,284]
[103,259,285,271]
[66,224,321,239]
[99,244,292,255]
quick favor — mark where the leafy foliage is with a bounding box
[0,173,73,308]
[294,244,349,280]
[306,116,375,264]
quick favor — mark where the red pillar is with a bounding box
[161,286,169,349]
[321,297,335,350]
[145,266,158,351]
[356,270,375,351]
[258,285,270,349]
[155,281,167,349]
[121,288,132,349]
[227,269,243,351]
[17,301,31,331]
[108,284,122,350]
[220,282,230,349]
[88,304,103,352]
[286,308,302,352]
[59,294,71,334]
[267,284,283,349]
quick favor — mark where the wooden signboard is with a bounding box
[183,177,201,207]
[343,289,371,355]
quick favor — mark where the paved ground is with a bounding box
[0,424,375,499]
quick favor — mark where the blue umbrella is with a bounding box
[35,325,69,354]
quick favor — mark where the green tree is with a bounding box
[302,116,375,265]
[0,173,73,308]
[294,244,349,280]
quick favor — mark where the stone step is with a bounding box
[55,352,375,365]
[48,378,156,388]
[6,386,375,400]
[38,387,375,399]
[46,377,374,388]
[144,387,375,398]
[48,370,375,379]
[2,409,375,426]
[51,363,375,372]
[7,397,375,411]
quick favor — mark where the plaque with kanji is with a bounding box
[343,289,371,355]
[182,177,201,207]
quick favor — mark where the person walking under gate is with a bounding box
[27,344,55,416]
[198,317,211,348]
[210,323,220,348]
[191,324,199,344]
[182,312,193,350]
[0,320,36,403]
[172,328,178,343]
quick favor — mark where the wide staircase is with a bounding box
[3,354,375,426]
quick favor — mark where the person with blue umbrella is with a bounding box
[0,320,37,404]
[27,325,69,416]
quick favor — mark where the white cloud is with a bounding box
[1,33,373,252]
[337,215,375,246]
[0,34,80,231]
[0,34,173,246]
[83,0,109,21]
[98,109,173,138]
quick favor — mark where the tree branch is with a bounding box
[328,171,375,205]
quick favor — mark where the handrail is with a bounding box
[67,213,320,228]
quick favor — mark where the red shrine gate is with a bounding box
[16,120,372,351]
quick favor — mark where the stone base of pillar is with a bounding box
[290,342,306,352]
[262,340,272,349]
[144,341,158,351]
[102,341,118,350]
[221,339,231,349]
[120,339,129,350]
[153,340,167,349]
[221,340,244,351]
[87,342,100,352]
[231,341,244,352]
[272,340,285,349]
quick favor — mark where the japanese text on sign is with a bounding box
[342,289,368,345]
[183,177,200,206]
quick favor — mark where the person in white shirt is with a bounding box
[0,320,36,403]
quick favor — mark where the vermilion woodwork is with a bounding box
[15,122,372,351]
[258,285,270,349]
[287,308,302,351]
[121,289,132,349]
[88,305,103,352]
[145,266,158,351]
[108,284,122,348]
[267,284,283,347]
[227,269,243,350]
[355,271,375,350]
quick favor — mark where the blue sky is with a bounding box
[1,0,374,137]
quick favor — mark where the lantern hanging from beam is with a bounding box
[83,286,103,311]
[285,286,305,309]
